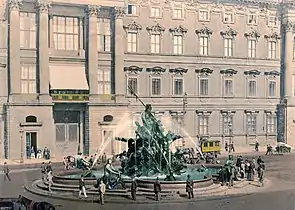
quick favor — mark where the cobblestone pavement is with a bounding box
[1,153,295,210]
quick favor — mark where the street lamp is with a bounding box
[19,125,24,163]
[182,92,188,147]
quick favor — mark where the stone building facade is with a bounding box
[0,0,294,160]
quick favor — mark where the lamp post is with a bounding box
[228,122,233,153]
[19,125,24,163]
[182,92,187,147]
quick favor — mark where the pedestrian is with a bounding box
[46,161,52,173]
[255,140,259,152]
[130,177,138,201]
[41,162,46,180]
[101,153,107,164]
[99,180,106,205]
[257,162,265,187]
[153,177,161,201]
[186,174,194,199]
[3,162,11,181]
[47,171,53,192]
[265,145,273,155]
[225,141,228,152]
[78,176,87,198]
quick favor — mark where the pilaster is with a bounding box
[8,0,22,97]
[36,0,51,102]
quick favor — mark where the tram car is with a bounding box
[200,138,221,154]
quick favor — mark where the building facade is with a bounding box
[0,0,294,160]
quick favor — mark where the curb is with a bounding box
[0,162,63,170]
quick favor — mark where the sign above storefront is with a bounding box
[50,90,89,101]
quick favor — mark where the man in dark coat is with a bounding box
[130,178,138,201]
[154,177,161,201]
[41,162,46,180]
[186,174,194,199]
[3,162,11,181]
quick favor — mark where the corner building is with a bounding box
[0,0,293,160]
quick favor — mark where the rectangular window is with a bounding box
[199,78,209,96]
[173,35,183,55]
[150,34,160,54]
[248,40,256,58]
[151,78,161,95]
[268,41,276,59]
[173,78,183,95]
[97,18,111,52]
[151,7,160,17]
[127,32,137,53]
[266,115,276,134]
[246,115,257,134]
[199,115,209,135]
[127,77,138,95]
[268,80,276,97]
[224,79,233,97]
[97,69,111,94]
[127,4,137,15]
[248,14,257,24]
[173,8,183,19]
[20,12,36,49]
[224,12,234,23]
[223,115,233,135]
[200,37,209,56]
[248,80,257,97]
[21,65,36,94]
[199,10,209,21]
[52,16,79,51]
[268,16,278,27]
[224,38,233,57]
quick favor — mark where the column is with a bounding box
[79,110,84,153]
[36,0,51,101]
[113,7,125,98]
[8,0,22,96]
[87,5,98,96]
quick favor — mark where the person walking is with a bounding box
[186,174,194,199]
[153,177,161,201]
[78,176,87,198]
[46,161,52,173]
[3,162,11,181]
[47,171,53,192]
[41,162,46,180]
[130,178,138,201]
[257,162,265,187]
[98,180,106,205]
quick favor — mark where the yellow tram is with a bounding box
[200,139,221,154]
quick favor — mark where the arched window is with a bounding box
[25,115,37,123]
[103,115,113,122]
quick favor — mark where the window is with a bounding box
[150,34,160,53]
[247,40,257,58]
[224,12,234,23]
[268,41,276,59]
[173,8,183,19]
[21,65,36,94]
[266,115,276,133]
[173,35,183,54]
[248,80,257,97]
[268,16,278,27]
[151,7,160,17]
[127,32,137,53]
[173,78,183,95]
[248,14,257,24]
[171,115,182,136]
[20,12,36,49]
[127,77,138,95]
[246,114,257,134]
[199,10,209,21]
[199,115,209,135]
[97,18,111,52]
[224,38,233,56]
[268,81,276,97]
[224,79,233,97]
[223,115,233,135]
[293,75,295,96]
[199,78,209,96]
[97,69,111,94]
[151,78,161,95]
[127,4,137,15]
[200,37,209,56]
[52,16,79,51]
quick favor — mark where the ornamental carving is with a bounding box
[146,23,165,34]
[36,0,52,13]
[264,31,280,41]
[220,27,237,38]
[244,30,260,39]
[87,5,100,17]
[195,68,213,76]
[124,66,143,74]
[114,6,125,18]
[282,21,294,32]
[146,66,166,74]
[264,70,280,77]
[195,26,213,37]
[8,0,22,10]
[220,69,237,76]
[169,25,188,35]
[169,67,188,75]
[244,70,260,76]
[123,21,142,32]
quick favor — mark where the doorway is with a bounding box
[26,132,37,158]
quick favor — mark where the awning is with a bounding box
[49,65,89,90]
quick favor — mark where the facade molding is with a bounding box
[244,29,260,40]
[196,110,212,115]
[220,68,237,76]
[169,67,188,75]
[244,70,261,77]
[244,110,259,115]
[123,65,143,74]
[169,25,188,35]
[282,21,294,32]
[220,27,237,38]
[146,66,166,74]
[35,0,52,13]
[86,5,100,16]
[264,70,280,77]
[220,110,236,115]
[113,6,125,18]
[123,21,142,32]
[146,23,165,34]
[195,67,213,76]
[170,110,184,116]
[8,0,23,10]
[195,26,213,37]
[264,31,280,41]
[264,110,276,115]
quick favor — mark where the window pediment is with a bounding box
[124,65,143,74]
[146,23,165,34]
[264,70,280,77]
[169,67,188,75]
[244,110,259,115]
[146,66,166,74]
[244,30,260,39]
[220,69,237,76]
[169,25,188,35]
[123,21,142,32]
[220,27,237,38]
[195,26,213,37]
[196,110,212,115]
[220,110,236,115]
[264,110,276,115]
[264,32,280,41]
[244,70,260,76]
[195,68,213,76]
